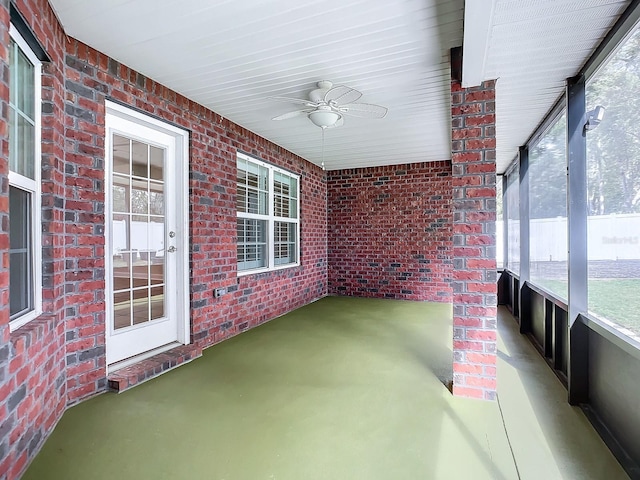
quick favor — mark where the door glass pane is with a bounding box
[150,146,164,180]
[149,182,164,216]
[113,135,130,174]
[150,286,164,320]
[132,289,150,325]
[132,140,149,178]
[113,213,133,292]
[113,175,130,213]
[150,216,165,286]
[131,178,148,214]
[132,215,150,289]
[113,291,131,330]
[9,186,33,318]
[111,134,167,330]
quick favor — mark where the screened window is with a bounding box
[496,176,504,269]
[506,164,520,274]
[236,153,299,273]
[8,26,41,329]
[586,23,640,335]
[529,113,568,299]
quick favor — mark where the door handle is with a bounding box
[167,246,177,253]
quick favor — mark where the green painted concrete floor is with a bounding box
[24,297,628,480]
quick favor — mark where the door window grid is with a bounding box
[111,134,166,330]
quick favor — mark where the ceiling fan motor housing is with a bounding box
[308,80,333,103]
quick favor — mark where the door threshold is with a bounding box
[108,342,182,374]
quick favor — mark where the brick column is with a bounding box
[450,79,498,400]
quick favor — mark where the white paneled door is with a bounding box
[105,102,189,367]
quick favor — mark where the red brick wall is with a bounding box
[1,1,69,478]
[327,162,452,302]
[0,1,328,478]
[450,79,498,401]
[62,38,327,366]
[0,0,12,473]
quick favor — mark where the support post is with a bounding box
[566,74,589,405]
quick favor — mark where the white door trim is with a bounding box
[105,101,190,369]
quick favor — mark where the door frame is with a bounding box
[104,100,190,370]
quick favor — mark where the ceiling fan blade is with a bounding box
[272,109,312,121]
[324,86,362,105]
[340,103,388,119]
[269,96,316,107]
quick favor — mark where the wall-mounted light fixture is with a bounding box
[585,105,605,131]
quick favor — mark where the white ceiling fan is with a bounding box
[270,80,388,129]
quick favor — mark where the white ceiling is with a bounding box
[483,0,631,172]
[49,0,631,172]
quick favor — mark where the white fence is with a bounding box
[497,213,640,263]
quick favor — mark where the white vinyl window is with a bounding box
[9,25,42,330]
[236,152,299,273]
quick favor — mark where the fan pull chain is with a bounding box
[321,126,326,171]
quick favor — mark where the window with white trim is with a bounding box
[9,25,42,330]
[236,153,299,273]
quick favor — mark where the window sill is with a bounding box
[237,262,301,278]
[9,313,57,349]
[9,309,41,333]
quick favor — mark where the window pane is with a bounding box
[496,177,504,269]
[274,171,298,219]
[9,110,36,180]
[237,218,267,271]
[506,165,520,274]
[17,115,35,179]
[9,40,15,106]
[237,158,268,215]
[236,155,300,273]
[586,25,640,335]
[529,114,568,299]
[9,186,33,318]
[16,46,35,119]
[274,221,297,266]
[9,39,36,180]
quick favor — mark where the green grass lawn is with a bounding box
[529,278,640,336]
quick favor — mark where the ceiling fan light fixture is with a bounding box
[308,109,342,128]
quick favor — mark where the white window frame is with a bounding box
[9,25,42,331]
[236,152,300,275]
